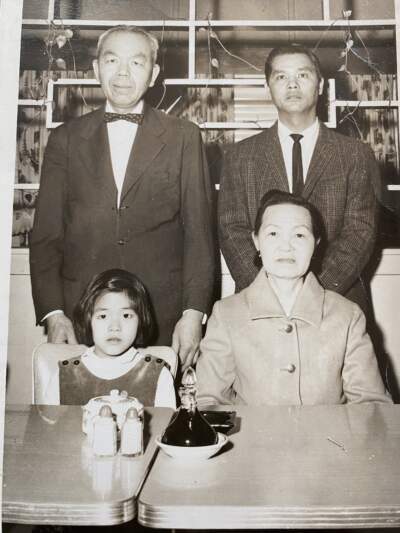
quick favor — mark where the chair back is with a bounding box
[141,346,178,378]
[32,343,87,404]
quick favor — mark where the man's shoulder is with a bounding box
[52,107,103,135]
[321,124,373,152]
[147,106,199,134]
[224,128,274,157]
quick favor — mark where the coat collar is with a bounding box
[260,121,336,198]
[75,103,167,202]
[76,106,117,203]
[262,123,289,192]
[245,270,324,327]
[77,102,165,140]
[121,103,166,201]
[302,121,336,198]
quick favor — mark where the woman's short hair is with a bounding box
[73,268,156,348]
[264,44,322,83]
[96,25,159,63]
[253,189,325,245]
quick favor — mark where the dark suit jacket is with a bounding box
[218,122,380,312]
[30,104,216,344]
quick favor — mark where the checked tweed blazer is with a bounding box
[218,122,381,311]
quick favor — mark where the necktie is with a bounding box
[104,112,144,125]
[290,133,304,195]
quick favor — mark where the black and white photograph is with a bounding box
[1,1,400,532]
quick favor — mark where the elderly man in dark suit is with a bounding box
[219,44,380,312]
[30,25,215,368]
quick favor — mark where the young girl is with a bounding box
[38,269,176,408]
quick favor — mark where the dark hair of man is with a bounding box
[253,189,324,246]
[264,45,322,83]
[96,25,159,63]
[73,268,156,348]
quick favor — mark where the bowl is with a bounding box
[155,432,228,461]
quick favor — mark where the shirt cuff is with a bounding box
[41,309,64,323]
[183,309,207,325]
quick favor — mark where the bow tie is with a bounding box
[104,112,144,124]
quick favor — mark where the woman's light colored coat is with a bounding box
[197,271,391,406]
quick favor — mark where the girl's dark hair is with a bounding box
[254,189,325,245]
[73,269,156,348]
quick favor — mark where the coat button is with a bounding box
[281,364,296,373]
[117,239,126,245]
[284,324,293,333]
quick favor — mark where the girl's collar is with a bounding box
[83,345,139,365]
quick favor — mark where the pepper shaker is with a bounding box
[120,407,143,457]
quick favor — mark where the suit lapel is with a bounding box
[77,106,118,203]
[120,104,166,202]
[262,123,290,192]
[303,122,335,198]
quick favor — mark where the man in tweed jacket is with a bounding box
[219,45,380,312]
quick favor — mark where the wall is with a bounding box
[6,252,45,404]
[6,248,400,404]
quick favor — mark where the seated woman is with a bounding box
[37,268,176,408]
[197,190,391,406]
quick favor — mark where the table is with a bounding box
[2,404,172,526]
[138,404,400,529]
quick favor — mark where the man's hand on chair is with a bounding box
[46,313,77,344]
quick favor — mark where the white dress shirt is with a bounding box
[106,100,143,207]
[277,119,320,192]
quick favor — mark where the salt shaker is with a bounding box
[120,407,143,457]
[92,405,117,456]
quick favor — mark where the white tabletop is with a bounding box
[2,404,172,525]
[138,404,400,529]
